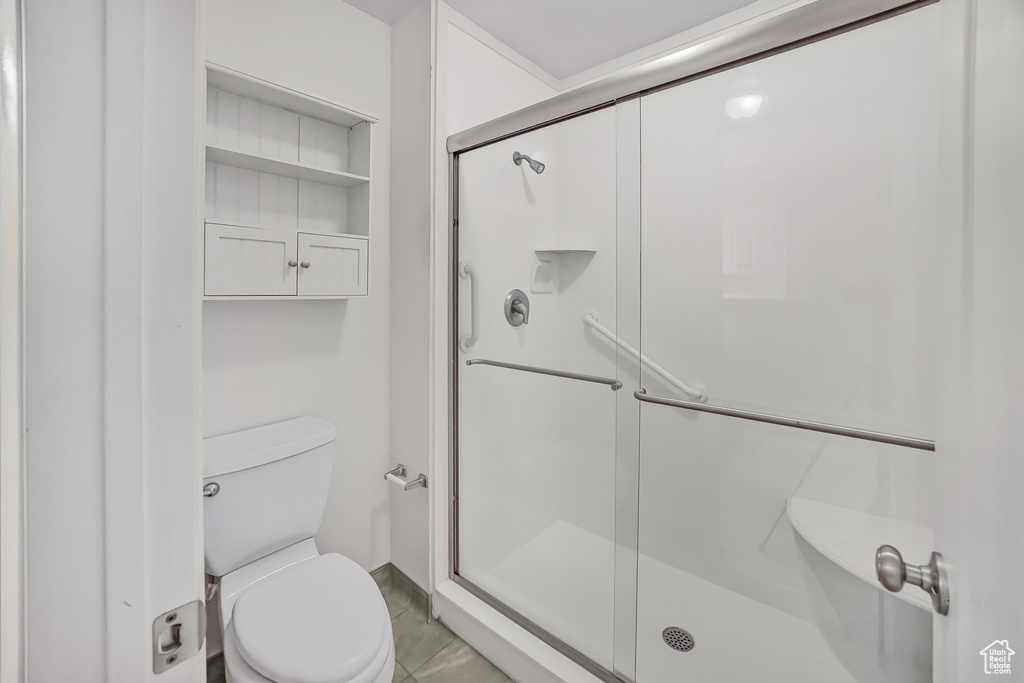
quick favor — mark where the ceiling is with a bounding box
[344,0,759,80]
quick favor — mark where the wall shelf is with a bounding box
[206,145,369,188]
[205,220,369,241]
[786,496,934,611]
[202,63,375,299]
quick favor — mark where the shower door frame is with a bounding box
[445,1,936,680]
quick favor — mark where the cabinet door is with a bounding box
[204,223,297,296]
[296,232,368,297]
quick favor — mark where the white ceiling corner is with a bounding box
[342,0,425,26]
[343,0,759,80]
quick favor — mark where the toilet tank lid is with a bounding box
[203,417,337,478]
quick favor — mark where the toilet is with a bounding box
[203,417,394,683]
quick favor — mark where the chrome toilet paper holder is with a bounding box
[384,464,428,491]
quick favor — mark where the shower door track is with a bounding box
[447,1,938,680]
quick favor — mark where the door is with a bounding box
[635,6,940,681]
[205,224,298,296]
[13,0,206,681]
[453,107,624,676]
[933,0,1024,680]
[296,232,368,296]
[632,2,1024,681]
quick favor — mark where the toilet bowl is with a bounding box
[203,417,395,683]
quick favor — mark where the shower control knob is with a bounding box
[875,544,950,615]
[504,289,530,327]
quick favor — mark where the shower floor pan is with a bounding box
[469,520,929,682]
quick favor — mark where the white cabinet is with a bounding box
[296,233,368,297]
[204,225,368,298]
[204,224,297,296]
[201,64,376,299]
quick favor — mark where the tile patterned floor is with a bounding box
[206,564,513,683]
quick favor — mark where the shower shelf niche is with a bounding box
[786,496,934,611]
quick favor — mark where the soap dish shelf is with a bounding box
[786,496,934,611]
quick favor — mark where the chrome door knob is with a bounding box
[875,544,950,615]
[202,482,220,497]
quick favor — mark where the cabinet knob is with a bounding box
[300,261,311,268]
[287,259,298,267]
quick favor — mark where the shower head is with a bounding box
[513,151,545,174]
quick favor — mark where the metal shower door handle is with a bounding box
[875,544,950,615]
[459,261,478,351]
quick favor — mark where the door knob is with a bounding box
[875,544,950,615]
[288,259,298,267]
[300,261,310,268]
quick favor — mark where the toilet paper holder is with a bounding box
[384,464,428,491]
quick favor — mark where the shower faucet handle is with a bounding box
[504,289,530,327]
[875,544,950,615]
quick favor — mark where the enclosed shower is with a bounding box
[450,4,940,681]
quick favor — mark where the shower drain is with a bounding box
[662,627,695,652]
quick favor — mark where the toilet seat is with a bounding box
[228,553,392,683]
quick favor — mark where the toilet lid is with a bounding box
[231,553,388,683]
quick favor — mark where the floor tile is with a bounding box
[392,607,458,673]
[375,571,415,619]
[206,653,226,683]
[411,639,508,683]
[392,661,410,683]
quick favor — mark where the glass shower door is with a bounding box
[634,6,940,682]
[454,107,625,673]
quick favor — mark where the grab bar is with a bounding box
[459,260,478,352]
[466,358,622,391]
[634,389,934,451]
[584,312,707,402]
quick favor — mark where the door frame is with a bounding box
[0,0,26,680]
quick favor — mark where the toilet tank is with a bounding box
[203,417,337,577]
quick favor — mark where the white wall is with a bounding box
[383,0,563,595]
[24,2,108,678]
[389,0,433,592]
[202,0,392,574]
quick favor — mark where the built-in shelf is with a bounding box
[205,220,368,241]
[207,63,377,128]
[786,496,934,611]
[534,248,596,255]
[206,145,369,188]
[202,63,375,299]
